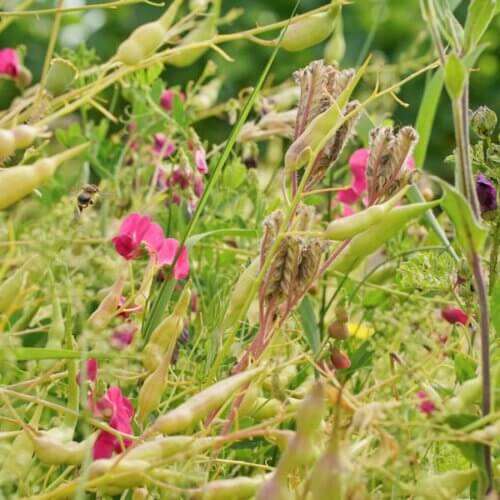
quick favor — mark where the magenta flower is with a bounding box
[193,172,204,198]
[76,359,98,385]
[0,48,20,78]
[441,307,469,326]
[153,133,176,159]
[112,213,163,260]
[337,148,369,206]
[93,386,134,459]
[476,174,497,214]
[156,238,190,280]
[160,89,184,111]
[416,390,436,415]
[110,323,137,350]
[195,148,208,174]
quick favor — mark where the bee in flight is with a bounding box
[75,184,99,218]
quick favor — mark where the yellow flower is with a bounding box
[347,322,375,340]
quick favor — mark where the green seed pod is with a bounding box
[190,474,270,499]
[329,201,438,274]
[0,266,28,314]
[0,143,88,210]
[191,78,223,111]
[365,261,397,285]
[88,274,125,330]
[32,428,96,466]
[137,359,169,424]
[221,257,259,331]
[167,9,218,67]
[151,367,263,435]
[325,188,409,240]
[324,15,345,65]
[415,469,477,499]
[115,0,183,65]
[0,129,15,158]
[12,125,43,149]
[284,60,367,172]
[470,105,497,138]
[281,4,340,52]
[295,381,325,437]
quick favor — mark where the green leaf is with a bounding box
[297,296,321,355]
[444,53,467,100]
[444,414,485,468]
[454,352,477,383]
[464,0,497,52]
[223,159,247,189]
[9,347,120,361]
[433,177,489,258]
[414,69,444,168]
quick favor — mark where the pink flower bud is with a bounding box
[152,133,176,158]
[441,307,469,326]
[110,323,137,350]
[77,359,98,384]
[0,48,20,78]
[416,390,436,415]
[195,148,208,174]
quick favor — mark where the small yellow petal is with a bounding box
[347,322,375,340]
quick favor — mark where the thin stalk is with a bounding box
[488,216,500,293]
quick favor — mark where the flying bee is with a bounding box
[75,184,99,218]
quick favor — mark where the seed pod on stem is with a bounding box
[88,273,126,330]
[190,474,271,499]
[0,143,88,210]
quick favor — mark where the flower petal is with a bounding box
[174,245,190,279]
[93,431,117,459]
[157,238,179,267]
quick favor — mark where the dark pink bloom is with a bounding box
[417,390,436,415]
[0,48,20,78]
[112,213,164,260]
[171,168,191,189]
[337,148,369,206]
[76,359,98,385]
[441,307,469,326]
[93,386,134,459]
[195,148,208,174]
[110,323,138,350]
[156,238,190,280]
[153,133,176,158]
[160,89,185,111]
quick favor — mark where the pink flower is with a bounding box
[160,89,184,111]
[93,387,134,459]
[76,359,98,385]
[195,148,208,174]
[336,148,369,207]
[441,307,469,326]
[417,390,436,415]
[0,48,20,78]
[193,172,204,198]
[112,213,163,260]
[156,238,190,280]
[171,167,191,189]
[110,323,137,350]
[153,133,176,158]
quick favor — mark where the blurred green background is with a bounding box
[1,0,499,178]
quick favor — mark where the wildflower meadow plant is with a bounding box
[0,0,498,498]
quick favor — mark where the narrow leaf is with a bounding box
[464,0,497,52]
[297,296,321,355]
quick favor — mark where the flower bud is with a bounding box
[331,348,351,370]
[475,173,497,216]
[328,320,349,340]
[441,306,469,326]
[470,106,497,138]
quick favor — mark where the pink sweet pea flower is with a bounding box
[157,238,190,280]
[0,48,20,78]
[153,133,176,158]
[76,359,98,385]
[441,307,469,326]
[110,323,137,350]
[337,148,369,207]
[93,386,134,459]
[416,390,436,415]
[195,148,208,174]
[112,213,164,260]
[160,89,185,111]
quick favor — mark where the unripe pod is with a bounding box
[0,129,15,158]
[329,201,439,274]
[328,320,349,340]
[324,15,345,65]
[281,4,340,52]
[0,265,28,314]
[325,188,409,241]
[88,274,126,330]
[32,428,96,466]
[12,125,42,149]
[87,458,150,494]
[295,381,325,437]
[115,0,183,65]
[167,12,217,67]
[151,367,263,435]
[191,474,270,499]
[137,360,168,423]
[221,257,259,331]
[0,143,88,210]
